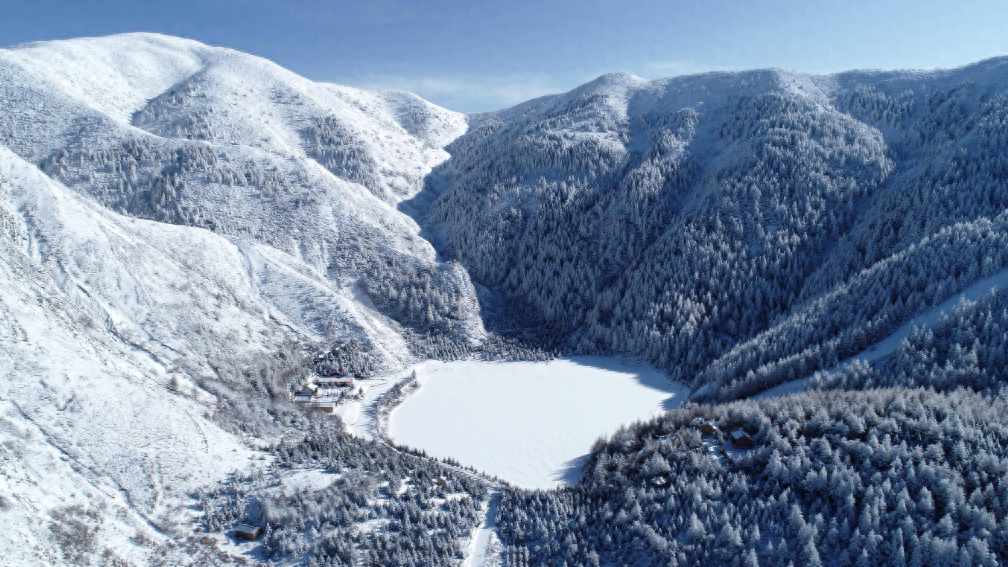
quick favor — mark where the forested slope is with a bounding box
[497,387,1008,567]
[421,59,1008,399]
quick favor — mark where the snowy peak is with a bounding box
[1,32,467,204]
[1,33,209,123]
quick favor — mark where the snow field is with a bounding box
[389,357,687,489]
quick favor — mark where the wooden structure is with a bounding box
[317,376,354,388]
[293,383,336,412]
[302,400,335,412]
[293,383,318,402]
[700,420,719,435]
[235,524,262,540]
[730,429,753,449]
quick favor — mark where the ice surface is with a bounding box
[389,357,686,489]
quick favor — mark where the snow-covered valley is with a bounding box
[5,30,1008,567]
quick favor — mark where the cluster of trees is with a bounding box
[360,258,473,334]
[494,387,1008,567]
[373,370,421,439]
[404,328,559,363]
[832,85,916,129]
[695,80,1008,401]
[39,135,297,240]
[200,418,488,567]
[810,289,1008,394]
[314,339,377,379]
[133,83,218,141]
[695,212,1008,402]
[304,115,386,199]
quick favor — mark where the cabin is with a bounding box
[293,383,337,412]
[316,376,354,388]
[435,476,446,486]
[235,524,262,540]
[730,429,753,449]
[700,420,719,435]
[293,383,318,402]
[299,399,335,412]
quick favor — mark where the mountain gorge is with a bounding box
[3,33,1008,566]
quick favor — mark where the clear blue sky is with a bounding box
[2,0,1007,113]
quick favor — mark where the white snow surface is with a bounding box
[0,145,263,564]
[389,357,687,489]
[0,32,483,370]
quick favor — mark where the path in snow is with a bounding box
[388,356,686,490]
[755,266,1008,400]
[464,489,501,567]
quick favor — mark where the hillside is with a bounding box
[0,33,485,566]
[0,33,484,364]
[420,59,1008,400]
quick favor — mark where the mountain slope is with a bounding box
[7,32,1008,566]
[420,59,1008,399]
[0,33,481,565]
[0,33,483,359]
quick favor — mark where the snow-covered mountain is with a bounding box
[0,33,484,364]
[422,58,1008,400]
[6,31,1008,566]
[0,33,483,565]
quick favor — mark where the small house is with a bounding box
[435,476,446,486]
[700,420,719,435]
[730,429,753,449]
[235,524,262,540]
[317,376,354,388]
[293,383,318,402]
[302,399,335,413]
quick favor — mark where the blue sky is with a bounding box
[2,0,1007,113]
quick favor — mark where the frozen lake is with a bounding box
[388,356,686,489]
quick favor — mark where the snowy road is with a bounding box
[465,489,501,567]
